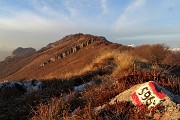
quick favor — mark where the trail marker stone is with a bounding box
[131,81,166,108]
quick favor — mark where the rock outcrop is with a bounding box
[39,37,96,67]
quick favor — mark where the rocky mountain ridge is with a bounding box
[0,33,179,120]
[0,33,128,81]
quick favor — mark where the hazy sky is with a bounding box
[0,0,180,51]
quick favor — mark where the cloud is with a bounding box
[0,0,108,49]
[114,0,147,33]
[30,0,70,21]
[0,0,109,32]
[0,12,55,31]
[0,0,76,31]
[100,0,108,14]
[62,0,83,19]
[61,0,100,18]
[1,0,180,49]
[113,0,180,40]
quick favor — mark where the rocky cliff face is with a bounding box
[12,47,36,57]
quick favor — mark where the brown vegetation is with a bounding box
[133,44,169,64]
[0,33,131,81]
[0,34,179,120]
[31,69,179,120]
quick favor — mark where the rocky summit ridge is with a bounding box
[0,33,127,81]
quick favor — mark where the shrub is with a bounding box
[162,51,180,66]
[134,44,169,64]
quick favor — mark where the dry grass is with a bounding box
[1,68,177,120]
[1,49,179,120]
[63,50,134,78]
[92,50,135,77]
[30,69,180,120]
[112,51,134,76]
[62,65,95,79]
[32,97,67,120]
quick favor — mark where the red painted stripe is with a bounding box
[131,92,142,106]
[148,81,166,99]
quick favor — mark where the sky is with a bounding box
[0,0,180,52]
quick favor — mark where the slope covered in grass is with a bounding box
[1,49,179,120]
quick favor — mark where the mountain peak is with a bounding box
[39,33,108,52]
[52,33,107,46]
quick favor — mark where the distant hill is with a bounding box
[0,50,11,61]
[12,47,36,57]
[0,47,36,61]
[0,33,130,81]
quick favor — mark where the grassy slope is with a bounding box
[1,50,179,120]
[0,34,131,81]
[1,34,179,119]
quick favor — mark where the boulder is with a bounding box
[62,52,66,57]
[21,80,42,93]
[50,57,56,61]
[95,81,180,119]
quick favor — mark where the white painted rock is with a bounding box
[95,81,180,112]
[131,81,166,108]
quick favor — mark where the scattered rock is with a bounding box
[0,80,42,93]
